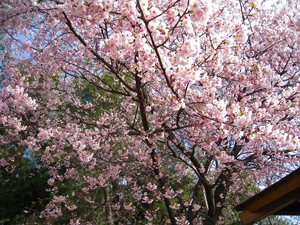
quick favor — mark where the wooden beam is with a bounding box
[239,169,300,213]
[236,168,300,225]
[239,188,300,225]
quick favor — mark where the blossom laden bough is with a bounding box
[0,0,300,224]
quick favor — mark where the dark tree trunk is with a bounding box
[203,215,218,225]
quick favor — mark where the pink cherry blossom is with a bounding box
[1,0,300,224]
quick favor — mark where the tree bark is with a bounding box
[104,185,114,225]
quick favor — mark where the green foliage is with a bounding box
[0,30,5,82]
[256,215,292,225]
[221,173,261,224]
[0,150,50,224]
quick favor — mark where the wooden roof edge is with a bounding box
[235,167,300,212]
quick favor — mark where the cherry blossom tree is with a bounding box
[0,0,300,224]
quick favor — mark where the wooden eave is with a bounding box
[235,167,300,225]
